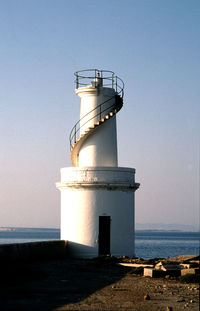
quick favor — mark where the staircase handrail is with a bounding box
[70,70,124,150]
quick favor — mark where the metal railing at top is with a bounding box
[74,69,124,95]
[70,70,124,150]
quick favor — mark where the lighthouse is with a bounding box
[56,69,139,258]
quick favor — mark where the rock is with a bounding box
[165,275,170,279]
[166,307,173,311]
[144,294,151,300]
[177,299,185,302]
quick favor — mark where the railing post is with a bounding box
[100,104,101,120]
[94,69,97,87]
[112,73,114,89]
[116,76,118,92]
[74,125,76,143]
[76,75,78,89]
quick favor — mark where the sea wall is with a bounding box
[0,240,68,263]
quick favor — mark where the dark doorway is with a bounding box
[98,216,111,256]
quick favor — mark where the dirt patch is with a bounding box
[0,258,199,311]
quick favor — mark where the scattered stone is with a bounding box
[168,255,200,262]
[190,300,195,303]
[165,275,170,279]
[166,307,173,311]
[177,299,185,302]
[122,255,129,259]
[144,294,151,300]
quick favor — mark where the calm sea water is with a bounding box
[135,231,199,259]
[0,228,199,259]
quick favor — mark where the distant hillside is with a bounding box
[135,223,199,232]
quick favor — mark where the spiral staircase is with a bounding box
[69,70,124,167]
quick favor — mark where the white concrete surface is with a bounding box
[57,167,139,258]
[76,85,118,167]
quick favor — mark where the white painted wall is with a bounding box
[57,167,137,258]
[78,117,118,167]
[76,85,118,167]
[76,86,116,134]
[59,166,135,184]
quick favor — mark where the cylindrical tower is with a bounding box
[56,69,139,258]
[76,82,118,167]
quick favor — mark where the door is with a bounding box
[98,216,111,256]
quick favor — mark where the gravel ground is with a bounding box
[0,258,199,311]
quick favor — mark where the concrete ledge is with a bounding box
[181,268,200,276]
[59,167,136,184]
[0,240,68,263]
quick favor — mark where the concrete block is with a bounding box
[181,268,200,276]
[144,267,181,277]
[144,268,166,278]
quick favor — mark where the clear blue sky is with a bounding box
[0,0,199,228]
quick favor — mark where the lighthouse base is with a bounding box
[56,167,139,258]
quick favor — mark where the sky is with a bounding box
[0,0,199,229]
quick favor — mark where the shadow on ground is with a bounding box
[0,257,130,311]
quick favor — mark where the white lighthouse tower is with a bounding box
[56,69,139,258]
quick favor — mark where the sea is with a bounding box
[0,228,199,259]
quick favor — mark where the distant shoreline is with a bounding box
[0,227,199,233]
[136,229,199,232]
[0,227,60,232]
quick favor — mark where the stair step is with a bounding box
[70,90,124,167]
[72,108,119,149]
[73,138,79,145]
